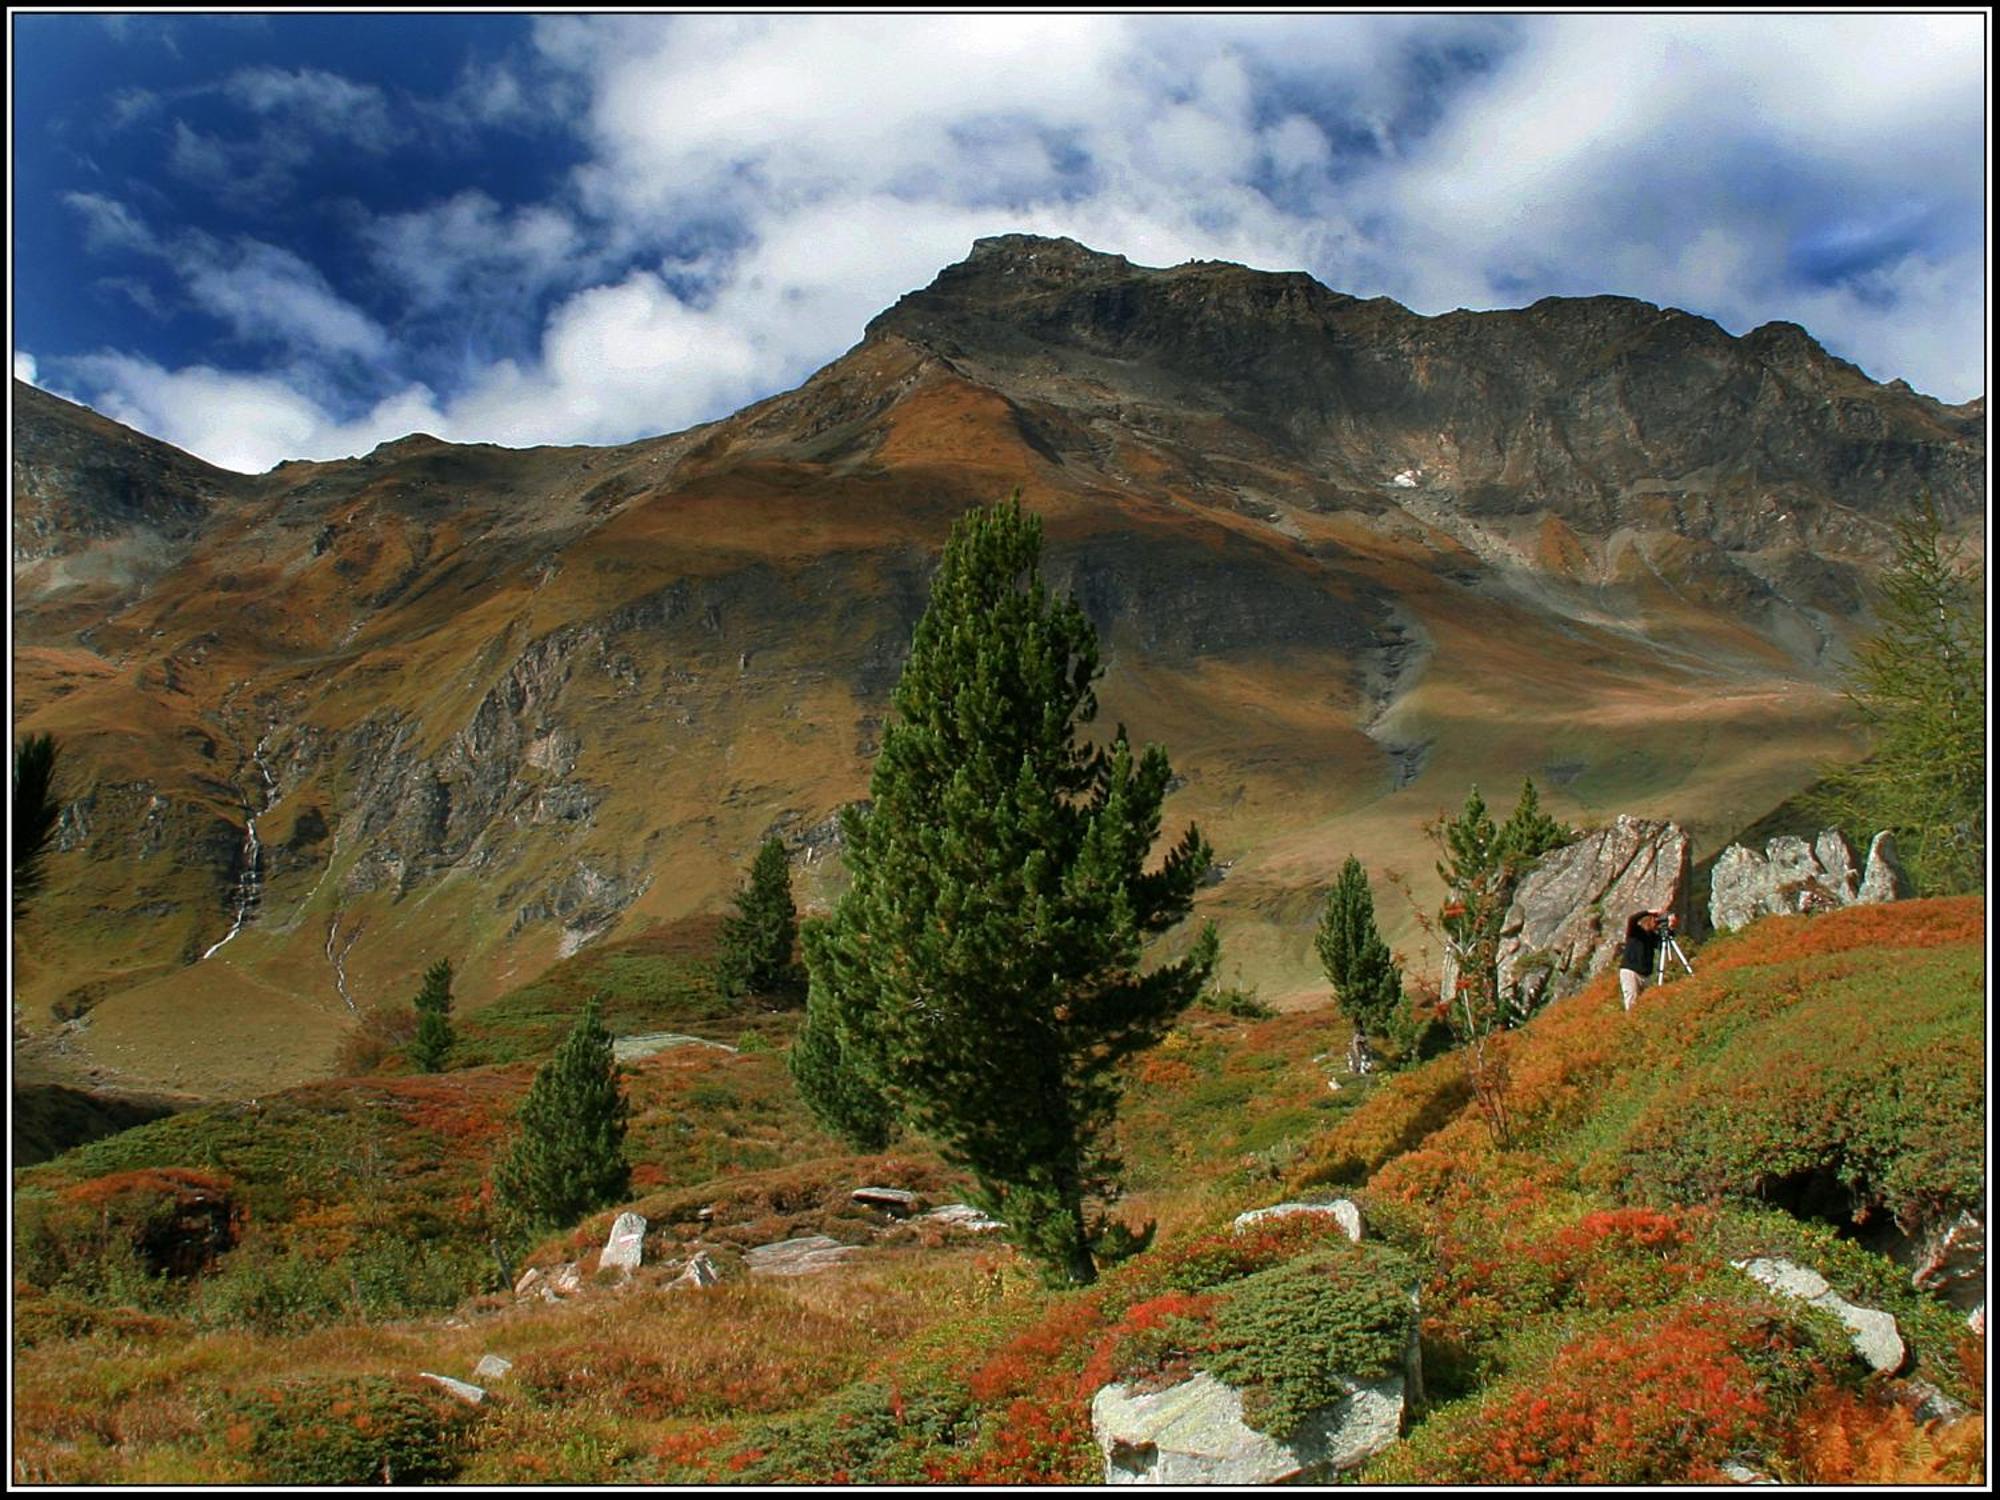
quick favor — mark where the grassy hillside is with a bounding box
[11,898,1985,1485]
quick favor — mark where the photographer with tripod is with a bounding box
[1619,909,1687,1010]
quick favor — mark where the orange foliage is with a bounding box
[1789,1386,1985,1485]
[60,1167,233,1207]
[1136,1056,1196,1089]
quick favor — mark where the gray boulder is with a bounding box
[1710,829,1907,932]
[1732,1257,1907,1373]
[670,1250,724,1291]
[1470,815,1691,1014]
[1856,831,1910,905]
[473,1354,513,1383]
[600,1211,647,1276]
[918,1203,1006,1234]
[418,1372,487,1405]
[743,1235,861,1277]
[1092,1369,1404,1485]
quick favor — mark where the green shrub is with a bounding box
[226,1375,476,1484]
[718,1378,977,1484]
[1201,1244,1416,1436]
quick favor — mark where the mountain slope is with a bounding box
[9,235,1983,1096]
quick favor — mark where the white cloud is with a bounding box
[179,238,391,362]
[65,352,444,473]
[225,65,400,150]
[64,191,159,255]
[57,13,1986,474]
[15,351,39,385]
[363,191,584,310]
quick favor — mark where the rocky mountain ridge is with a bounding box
[10,234,1984,1097]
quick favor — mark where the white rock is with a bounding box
[550,1261,584,1296]
[1232,1200,1364,1244]
[851,1186,922,1214]
[1856,832,1909,904]
[671,1251,723,1290]
[418,1372,487,1405]
[743,1235,860,1277]
[919,1203,1006,1233]
[473,1354,513,1383]
[1733,1257,1906,1373]
[1092,1369,1403,1484]
[600,1211,648,1275]
[513,1267,544,1297]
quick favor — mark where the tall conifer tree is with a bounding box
[798,496,1217,1285]
[1315,856,1402,1040]
[493,996,630,1231]
[407,958,455,1073]
[715,836,802,1000]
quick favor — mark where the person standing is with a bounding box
[1619,910,1667,1011]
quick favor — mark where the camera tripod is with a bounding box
[1655,919,1695,983]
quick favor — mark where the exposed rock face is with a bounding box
[918,1203,1006,1234]
[1709,829,1909,932]
[1732,1257,1907,1373]
[1892,1210,1987,1325]
[1093,1367,1405,1484]
[1471,816,1692,1013]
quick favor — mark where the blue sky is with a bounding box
[10,13,1987,473]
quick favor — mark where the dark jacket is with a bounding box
[1621,913,1665,975]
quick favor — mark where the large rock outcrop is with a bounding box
[1091,1367,1405,1485]
[1450,816,1692,1014]
[1708,830,1909,932]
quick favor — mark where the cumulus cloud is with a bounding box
[65,352,444,474]
[15,351,39,385]
[57,13,1985,474]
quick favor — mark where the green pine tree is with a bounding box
[407,958,455,1073]
[1431,778,1574,1036]
[13,734,62,918]
[799,496,1217,1285]
[492,995,631,1232]
[715,836,802,1000]
[1314,856,1403,1041]
[1812,498,1984,894]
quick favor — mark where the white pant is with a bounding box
[1620,967,1646,1010]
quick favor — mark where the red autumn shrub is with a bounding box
[1391,1303,1805,1484]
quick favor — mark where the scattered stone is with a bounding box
[1732,1257,1906,1373]
[671,1251,724,1291]
[1719,1458,1779,1484]
[600,1211,647,1276]
[513,1267,544,1298]
[1232,1200,1363,1244]
[851,1186,922,1215]
[1092,1368,1404,1484]
[550,1262,584,1296]
[418,1372,487,1405]
[473,1354,513,1383]
[918,1203,1006,1234]
[1898,1378,1968,1427]
[1465,815,1691,1013]
[613,1032,739,1062]
[743,1235,861,1277]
